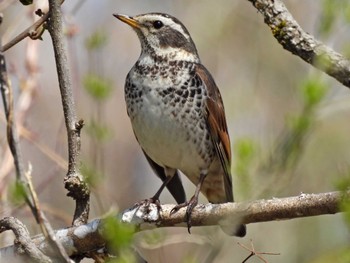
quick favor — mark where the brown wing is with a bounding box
[194,63,234,202]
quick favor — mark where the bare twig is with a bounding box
[24,165,72,262]
[247,0,350,88]
[238,239,280,263]
[0,55,24,183]
[47,0,89,226]
[0,0,65,52]
[0,191,346,261]
[0,217,51,263]
[0,43,37,218]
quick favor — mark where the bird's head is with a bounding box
[114,13,199,62]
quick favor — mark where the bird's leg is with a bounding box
[133,175,173,212]
[170,170,208,233]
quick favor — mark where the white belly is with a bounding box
[131,91,203,171]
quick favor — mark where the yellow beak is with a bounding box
[113,14,140,29]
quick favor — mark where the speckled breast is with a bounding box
[125,60,215,173]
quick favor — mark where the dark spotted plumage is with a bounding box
[114,12,246,237]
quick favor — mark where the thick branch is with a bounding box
[121,191,341,228]
[247,0,350,88]
[0,191,345,261]
[47,0,89,226]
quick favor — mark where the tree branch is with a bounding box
[0,0,65,52]
[0,48,26,191]
[247,0,350,88]
[0,32,40,221]
[47,0,89,226]
[0,11,71,261]
[0,217,51,263]
[121,191,341,228]
[0,191,345,261]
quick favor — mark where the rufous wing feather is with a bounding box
[194,64,233,202]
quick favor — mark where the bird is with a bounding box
[114,12,246,237]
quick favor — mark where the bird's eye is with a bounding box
[153,20,163,29]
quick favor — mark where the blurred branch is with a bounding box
[0,217,51,263]
[0,112,68,170]
[0,41,37,217]
[24,166,72,262]
[247,0,350,88]
[238,240,280,263]
[0,18,71,261]
[0,0,64,52]
[47,0,89,226]
[0,191,345,261]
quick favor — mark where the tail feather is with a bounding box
[221,224,246,237]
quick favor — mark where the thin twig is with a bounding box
[23,164,72,262]
[238,239,280,263]
[0,43,37,219]
[47,0,89,226]
[0,0,65,52]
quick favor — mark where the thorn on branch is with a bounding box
[35,9,45,17]
[75,119,84,152]
[75,119,85,134]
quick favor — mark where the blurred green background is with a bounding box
[1,0,350,262]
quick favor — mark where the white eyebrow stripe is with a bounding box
[140,14,191,40]
[168,19,190,40]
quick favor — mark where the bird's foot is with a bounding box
[170,195,198,234]
[133,196,162,214]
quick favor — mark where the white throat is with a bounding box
[139,47,200,66]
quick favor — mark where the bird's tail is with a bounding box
[221,224,246,237]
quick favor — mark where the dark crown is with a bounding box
[117,13,199,58]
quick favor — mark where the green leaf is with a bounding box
[85,31,108,50]
[234,138,256,165]
[83,74,113,100]
[85,119,112,142]
[345,3,350,23]
[102,216,136,256]
[9,181,27,205]
[301,78,327,107]
[234,138,257,196]
[318,0,339,36]
[288,115,311,135]
[335,172,350,227]
[80,162,103,187]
